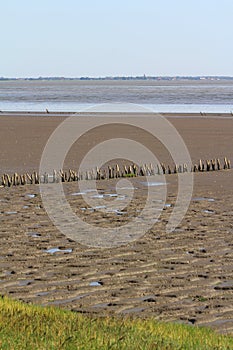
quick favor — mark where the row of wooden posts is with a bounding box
[0,157,231,188]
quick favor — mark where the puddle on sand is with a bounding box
[192,197,215,202]
[104,193,118,198]
[19,279,33,286]
[48,293,89,305]
[81,206,106,211]
[4,270,15,276]
[140,296,156,302]
[71,190,97,196]
[203,209,215,214]
[118,186,138,190]
[91,194,104,199]
[121,307,145,314]
[5,211,18,215]
[36,291,50,297]
[93,205,106,210]
[106,209,127,215]
[206,318,233,328]
[26,194,36,199]
[28,232,41,238]
[141,181,167,187]
[29,224,42,229]
[214,281,233,290]
[80,207,92,212]
[164,203,172,208]
[89,281,103,287]
[92,302,110,308]
[116,195,127,201]
[91,193,120,199]
[45,248,73,254]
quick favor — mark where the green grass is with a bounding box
[0,297,232,349]
[123,173,137,178]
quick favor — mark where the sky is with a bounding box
[1,0,232,77]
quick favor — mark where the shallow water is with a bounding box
[121,307,145,314]
[45,248,72,254]
[19,279,33,286]
[28,232,41,238]
[141,181,167,187]
[48,293,89,305]
[192,197,215,202]
[203,209,215,214]
[26,194,36,199]
[89,281,102,287]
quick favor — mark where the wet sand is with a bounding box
[0,112,233,333]
[0,112,233,174]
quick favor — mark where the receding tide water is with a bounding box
[0,79,233,112]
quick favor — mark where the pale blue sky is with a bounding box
[1,0,232,77]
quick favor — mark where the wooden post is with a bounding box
[178,165,183,173]
[116,164,120,178]
[68,169,75,182]
[183,163,188,172]
[142,164,147,176]
[132,164,137,176]
[211,159,216,171]
[102,169,107,179]
[108,166,113,179]
[60,171,64,182]
[1,175,6,187]
[161,163,166,174]
[123,165,128,176]
[43,172,49,184]
[53,170,57,183]
[27,173,33,184]
[128,165,133,175]
[217,159,221,170]
[5,174,12,187]
[139,166,145,176]
[149,163,154,175]
[67,169,72,182]
[20,174,27,185]
[198,159,203,171]
[96,167,100,180]
[33,171,39,184]
[12,173,19,186]
[206,160,211,171]
[224,157,228,169]
[193,164,198,172]
[77,171,82,181]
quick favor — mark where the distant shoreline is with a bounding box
[1,76,233,81]
[1,111,233,118]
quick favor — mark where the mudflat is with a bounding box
[0,112,233,333]
[0,112,233,173]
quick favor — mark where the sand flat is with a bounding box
[0,112,232,173]
[0,112,233,333]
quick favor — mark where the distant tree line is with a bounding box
[1,76,233,81]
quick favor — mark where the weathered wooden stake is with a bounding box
[217,159,221,170]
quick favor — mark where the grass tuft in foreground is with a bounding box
[0,296,232,349]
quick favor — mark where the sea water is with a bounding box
[0,79,233,113]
